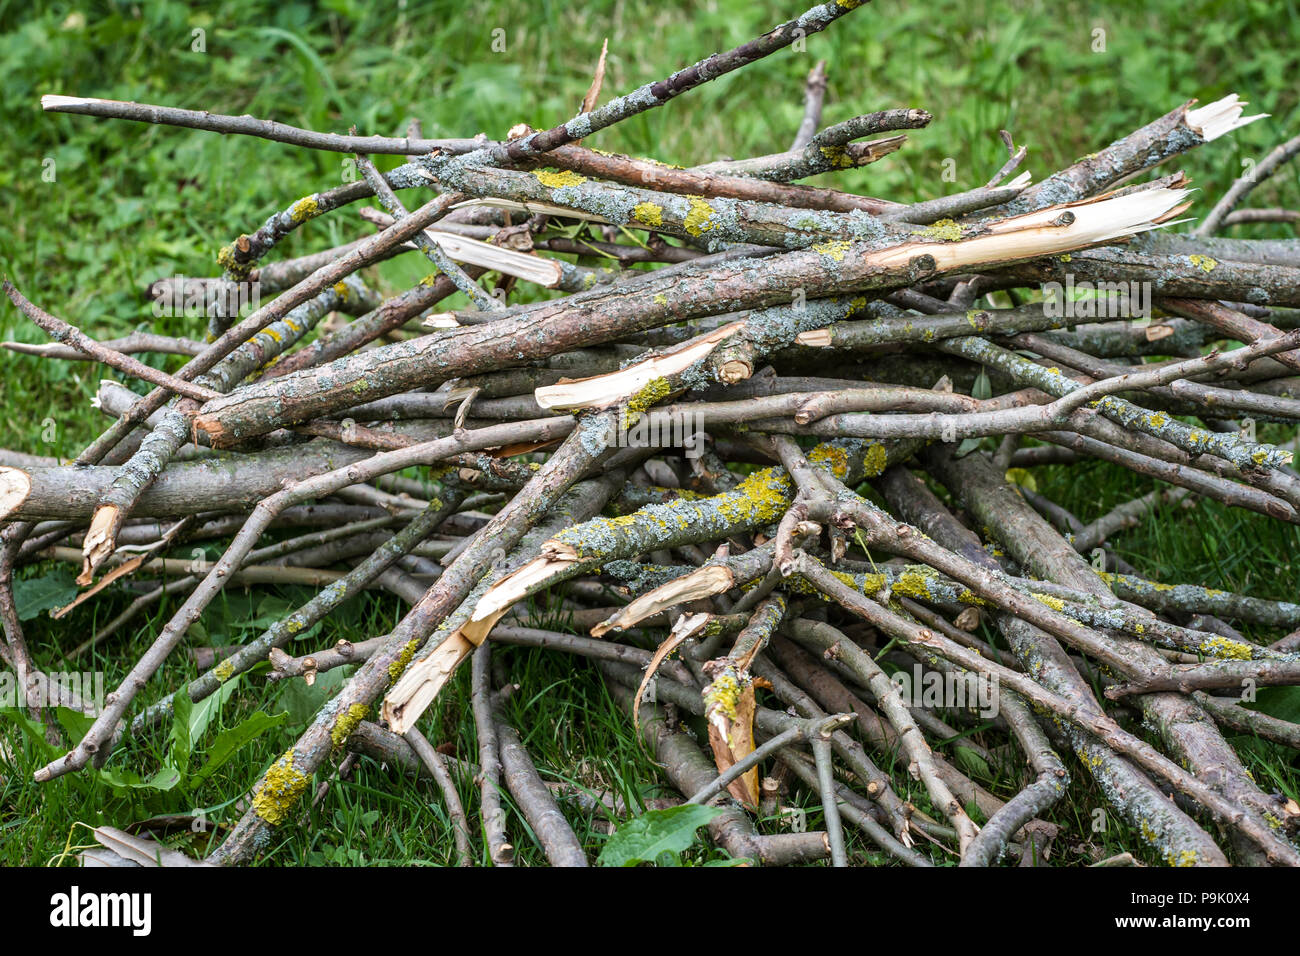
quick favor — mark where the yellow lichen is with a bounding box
[251,750,310,825]
[812,240,852,262]
[918,219,962,242]
[808,442,850,478]
[716,468,793,525]
[622,376,673,426]
[330,703,370,751]
[1188,254,1217,273]
[683,197,718,236]
[893,566,939,599]
[703,671,742,722]
[533,169,587,189]
[1032,592,1066,612]
[290,197,321,223]
[860,442,888,477]
[857,572,888,595]
[388,638,420,684]
[212,658,236,682]
[819,146,852,168]
[632,201,664,227]
[1204,635,1252,661]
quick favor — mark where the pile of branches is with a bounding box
[4,1,1300,867]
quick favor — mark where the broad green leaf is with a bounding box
[12,570,78,621]
[55,707,94,743]
[145,765,183,791]
[0,708,59,758]
[1004,468,1037,493]
[98,764,181,794]
[596,804,723,867]
[278,664,352,727]
[953,745,993,781]
[193,710,288,783]
[98,768,147,794]
[1246,686,1300,725]
[171,686,193,773]
[187,677,241,744]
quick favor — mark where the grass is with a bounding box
[1,0,1299,866]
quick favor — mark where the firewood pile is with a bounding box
[3,1,1300,866]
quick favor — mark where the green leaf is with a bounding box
[0,708,59,758]
[98,765,182,795]
[55,707,94,743]
[12,569,79,621]
[193,710,288,783]
[98,768,147,794]
[277,664,352,727]
[953,745,993,781]
[188,677,240,744]
[596,804,723,867]
[1003,468,1037,493]
[1245,686,1300,724]
[171,685,193,773]
[971,370,992,401]
[954,437,984,458]
[145,765,183,791]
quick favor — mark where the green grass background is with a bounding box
[0,0,1298,865]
